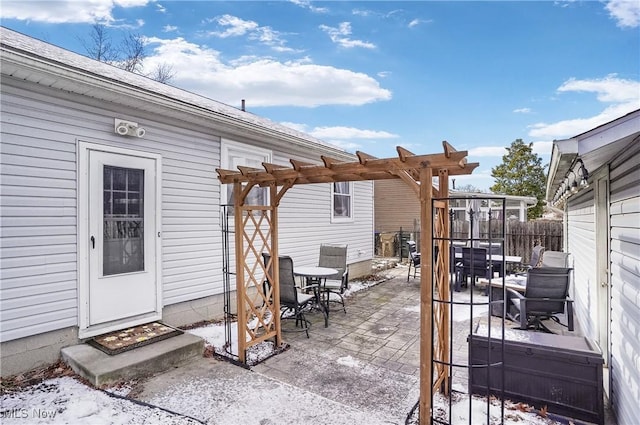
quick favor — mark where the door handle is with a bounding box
[91,236,95,249]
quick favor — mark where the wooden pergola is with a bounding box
[216,141,478,424]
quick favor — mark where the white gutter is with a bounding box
[545,138,578,201]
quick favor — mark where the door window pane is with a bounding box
[103,166,145,275]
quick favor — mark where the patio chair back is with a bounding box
[318,244,347,280]
[277,256,299,307]
[541,250,570,268]
[529,245,545,268]
[460,247,491,279]
[261,253,299,307]
[524,267,571,314]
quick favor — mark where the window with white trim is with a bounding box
[332,181,353,221]
[221,140,271,211]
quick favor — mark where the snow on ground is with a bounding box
[0,375,561,425]
[0,377,200,424]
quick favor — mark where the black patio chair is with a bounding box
[407,240,420,281]
[507,266,574,333]
[318,244,349,313]
[262,253,315,337]
[454,247,493,291]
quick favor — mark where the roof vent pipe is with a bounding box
[241,99,245,111]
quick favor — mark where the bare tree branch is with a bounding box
[148,63,176,84]
[119,31,146,73]
[78,25,176,83]
[79,24,117,63]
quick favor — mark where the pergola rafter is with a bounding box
[217,141,478,424]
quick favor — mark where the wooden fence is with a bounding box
[376,219,563,268]
[506,220,563,266]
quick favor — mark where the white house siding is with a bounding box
[1,77,375,355]
[277,182,374,267]
[608,143,640,425]
[0,78,224,343]
[566,188,598,338]
[1,82,81,342]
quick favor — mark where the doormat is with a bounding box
[88,322,183,355]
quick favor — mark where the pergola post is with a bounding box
[419,166,433,424]
[270,183,282,347]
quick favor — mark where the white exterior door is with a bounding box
[79,143,161,337]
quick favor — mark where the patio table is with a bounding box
[454,252,522,276]
[294,266,337,328]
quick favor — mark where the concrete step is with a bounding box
[61,332,204,386]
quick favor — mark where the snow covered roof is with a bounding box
[0,26,350,159]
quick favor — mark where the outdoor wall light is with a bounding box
[571,181,579,193]
[566,170,579,193]
[114,118,146,138]
[576,158,590,188]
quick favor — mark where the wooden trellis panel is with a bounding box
[432,173,451,395]
[234,206,279,362]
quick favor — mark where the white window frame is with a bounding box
[221,139,272,211]
[331,181,354,223]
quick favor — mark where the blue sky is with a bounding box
[2,0,639,189]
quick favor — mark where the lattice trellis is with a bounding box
[236,206,279,357]
[432,199,451,396]
[218,142,477,423]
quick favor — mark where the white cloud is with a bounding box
[528,75,640,139]
[513,107,532,114]
[0,0,148,24]
[204,14,295,53]
[378,71,391,78]
[408,18,432,28]
[557,74,639,103]
[142,37,391,107]
[163,25,177,33]
[290,0,328,14]
[320,22,376,49]
[155,3,166,13]
[352,9,373,17]
[208,14,258,38]
[605,0,640,28]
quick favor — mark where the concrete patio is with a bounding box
[133,265,612,425]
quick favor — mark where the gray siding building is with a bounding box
[546,109,640,425]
